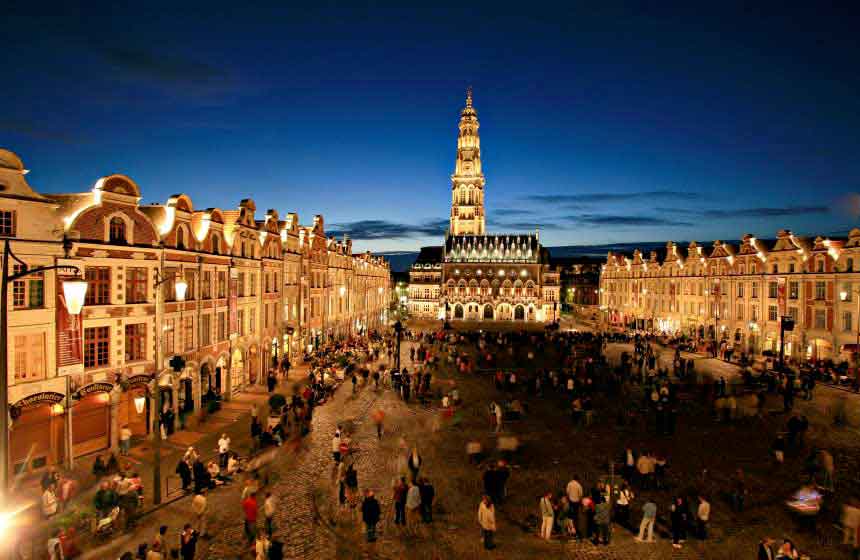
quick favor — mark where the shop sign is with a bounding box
[126,374,153,389]
[74,382,114,399]
[13,391,65,410]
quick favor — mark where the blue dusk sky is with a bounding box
[3,2,859,253]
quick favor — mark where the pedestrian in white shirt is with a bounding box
[566,475,583,535]
[332,427,342,463]
[218,434,230,468]
[539,492,554,540]
[119,425,132,455]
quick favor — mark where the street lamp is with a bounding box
[1,238,87,504]
[840,289,860,375]
[151,271,187,506]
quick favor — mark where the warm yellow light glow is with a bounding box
[175,278,188,302]
[339,286,346,296]
[134,395,146,414]
[62,278,89,315]
[51,404,65,416]
[841,290,849,302]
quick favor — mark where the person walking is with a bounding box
[419,478,435,523]
[407,448,422,483]
[478,495,497,550]
[635,499,657,543]
[616,483,634,530]
[696,495,710,541]
[594,498,611,545]
[539,492,554,540]
[264,492,277,536]
[406,481,422,532]
[218,434,230,469]
[332,427,342,464]
[393,477,407,526]
[242,492,258,545]
[176,458,192,492]
[179,524,198,560]
[362,490,381,542]
[191,491,208,538]
[758,537,776,560]
[566,475,583,537]
[670,497,687,549]
[120,425,132,456]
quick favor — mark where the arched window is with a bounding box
[109,217,126,244]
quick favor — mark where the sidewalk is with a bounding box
[15,370,311,558]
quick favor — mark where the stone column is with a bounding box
[109,385,122,452]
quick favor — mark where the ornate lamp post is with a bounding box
[1,239,87,504]
[150,271,187,506]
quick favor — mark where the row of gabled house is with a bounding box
[599,229,860,365]
[0,149,390,475]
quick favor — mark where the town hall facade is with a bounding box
[408,90,560,322]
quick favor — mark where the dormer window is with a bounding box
[212,234,220,255]
[109,217,126,244]
[177,227,186,250]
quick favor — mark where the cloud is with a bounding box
[565,214,694,227]
[491,221,560,231]
[656,205,830,218]
[94,46,239,98]
[525,190,701,206]
[328,219,448,240]
[494,208,535,217]
[707,205,829,218]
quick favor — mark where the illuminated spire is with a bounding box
[449,88,485,236]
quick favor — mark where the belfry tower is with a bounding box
[449,87,486,236]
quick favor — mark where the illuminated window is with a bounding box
[14,333,45,381]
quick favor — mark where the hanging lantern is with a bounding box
[134,394,146,414]
[174,278,188,302]
[62,277,89,315]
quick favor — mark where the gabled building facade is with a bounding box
[600,229,857,364]
[0,148,390,475]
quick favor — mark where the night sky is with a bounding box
[4,2,859,252]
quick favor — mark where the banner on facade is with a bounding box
[57,274,84,377]
[229,275,238,335]
[778,277,787,316]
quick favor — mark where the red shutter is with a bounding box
[805,306,812,329]
[827,308,833,331]
[827,281,834,303]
